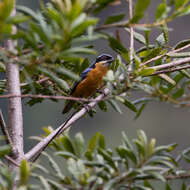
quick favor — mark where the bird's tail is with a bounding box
[62,101,75,114]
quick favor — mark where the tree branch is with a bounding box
[141,43,190,66]
[0,110,12,146]
[127,0,134,72]
[5,7,24,163]
[25,88,109,161]
[0,93,111,102]
[150,65,190,75]
[150,57,190,71]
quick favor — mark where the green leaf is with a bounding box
[155,3,167,20]
[181,182,186,190]
[19,160,30,186]
[0,145,11,158]
[147,138,156,157]
[16,5,39,22]
[104,14,125,24]
[149,171,166,182]
[87,132,100,152]
[135,103,146,119]
[55,151,78,159]
[71,18,98,37]
[62,47,96,55]
[98,133,106,149]
[174,39,190,49]
[138,130,148,147]
[175,0,189,10]
[122,131,134,151]
[154,143,177,154]
[8,14,29,24]
[98,148,117,171]
[172,88,184,99]
[108,99,122,114]
[74,132,85,157]
[122,98,138,112]
[62,135,76,155]
[165,183,172,190]
[38,67,70,91]
[98,101,107,112]
[30,21,50,44]
[116,145,137,164]
[125,28,146,45]
[131,0,150,23]
[115,96,137,112]
[0,0,15,20]
[144,181,154,189]
[103,177,118,190]
[48,65,80,81]
[47,179,67,190]
[108,37,128,54]
[85,132,100,160]
[42,152,64,179]
[93,0,113,13]
[138,68,155,76]
[39,175,51,190]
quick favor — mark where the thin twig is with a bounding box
[25,88,109,161]
[20,77,49,87]
[0,94,104,102]
[141,43,190,66]
[96,18,170,31]
[0,110,12,145]
[150,57,190,71]
[151,65,190,75]
[0,93,114,103]
[5,155,20,167]
[128,0,134,72]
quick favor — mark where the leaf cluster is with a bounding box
[0,130,188,190]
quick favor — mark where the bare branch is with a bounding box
[0,110,12,146]
[25,88,109,161]
[0,94,106,102]
[4,155,20,167]
[127,0,134,72]
[96,18,170,31]
[141,43,190,66]
[150,57,190,71]
[150,65,190,75]
[5,8,24,163]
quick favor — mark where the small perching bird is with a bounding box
[62,54,114,114]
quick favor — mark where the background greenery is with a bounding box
[0,0,187,152]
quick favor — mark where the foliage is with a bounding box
[2,130,190,189]
[0,0,189,111]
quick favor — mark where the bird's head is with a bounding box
[96,54,114,67]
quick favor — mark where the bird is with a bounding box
[62,54,114,114]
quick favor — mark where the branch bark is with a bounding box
[5,6,24,189]
[128,0,134,72]
[150,57,190,71]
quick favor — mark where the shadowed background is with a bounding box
[0,0,189,161]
